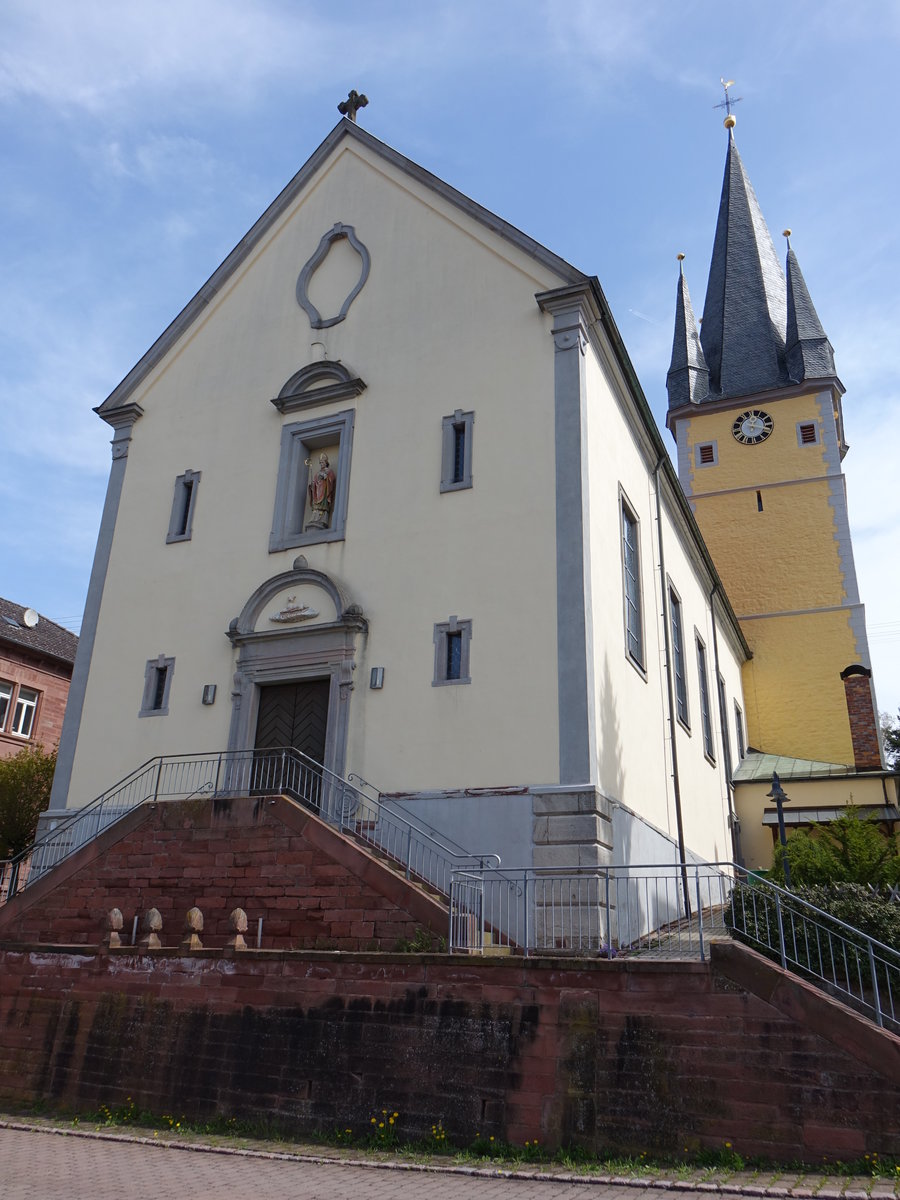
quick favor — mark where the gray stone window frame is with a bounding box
[734,701,746,760]
[796,420,820,447]
[139,654,175,718]
[432,616,472,686]
[269,409,355,553]
[440,409,474,493]
[694,440,718,468]
[695,633,715,764]
[166,469,201,543]
[619,489,645,674]
[668,581,690,731]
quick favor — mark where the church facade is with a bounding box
[44,113,893,872]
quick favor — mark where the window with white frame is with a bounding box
[621,497,644,669]
[0,680,40,740]
[166,469,201,543]
[11,686,38,738]
[432,616,472,686]
[696,636,714,762]
[669,587,689,727]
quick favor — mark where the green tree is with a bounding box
[881,709,900,771]
[770,806,900,888]
[0,745,57,858]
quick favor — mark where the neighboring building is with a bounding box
[665,115,897,867]
[0,598,77,759]
[44,115,751,871]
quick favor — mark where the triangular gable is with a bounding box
[96,118,586,419]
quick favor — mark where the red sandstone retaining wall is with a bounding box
[0,942,897,1162]
[0,796,447,951]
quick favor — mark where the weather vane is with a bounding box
[338,90,369,123]
[714,78,742,127]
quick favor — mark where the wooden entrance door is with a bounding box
[253,679,330,804]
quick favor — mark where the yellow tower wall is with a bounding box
[674,388,867,764]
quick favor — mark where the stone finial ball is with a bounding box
[724,113,736,129]
[185,906,204,932]
[107,907,124,932]
[143,907,163,932]
[230,907,249,933]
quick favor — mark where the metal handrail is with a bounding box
[1,748,500,906]
[448,860,899,1029]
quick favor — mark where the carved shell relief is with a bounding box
[296,222,370,330]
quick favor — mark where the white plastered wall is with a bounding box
[582,342,744,865]
[66,140,566,808]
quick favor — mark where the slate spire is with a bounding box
[666,255,709,410]
[699,128,788,400]
[784,236,836,382]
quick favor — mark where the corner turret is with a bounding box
[666,255,709,409]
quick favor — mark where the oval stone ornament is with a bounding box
[296,222,370,329]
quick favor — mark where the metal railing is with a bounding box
[449,861,732,959]
[729,872,899,1030]
[0,748,499,906]
[449,860,899,1029]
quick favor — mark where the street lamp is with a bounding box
[766,771,792,888]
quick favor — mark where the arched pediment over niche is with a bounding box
[227,561,366,643]
[271,361,366,415]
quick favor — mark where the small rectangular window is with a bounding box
[446,631,463,680]
[695,441,718,467]
[140,655,175,717]
[696,637,714,762]
[621,497,644,669]
[756,490,764,512]
[669,588,689,727]
[166,470,201,543]
[718,674,732,780]
[797,421,819,446]
[735,702,746,760]
[0,680,11,732]
[11,686,38,738]
[433,617,472,686]
[440,410,474,492]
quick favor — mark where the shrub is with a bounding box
[770,808,900,888]
[0,745,57,857]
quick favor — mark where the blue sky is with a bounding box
[2,0,899,714]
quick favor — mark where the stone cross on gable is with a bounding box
[338,90,369,123]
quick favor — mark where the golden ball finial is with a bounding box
[782,228,792,239]
[724,113,736,129]
[677,253,685,261]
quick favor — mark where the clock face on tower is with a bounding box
[732,409,774,445]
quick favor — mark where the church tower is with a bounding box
[665,114,882,772]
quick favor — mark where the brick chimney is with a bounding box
[840,665,883,771]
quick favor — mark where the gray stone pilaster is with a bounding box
[536,285,599,787]
[49,403,143,812]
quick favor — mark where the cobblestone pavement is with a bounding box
[0,1124,892,1200]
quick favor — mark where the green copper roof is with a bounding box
[733,750,857,783]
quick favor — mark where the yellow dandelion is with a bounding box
[371,1117,376,1125]
[393,1112,398,1119]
